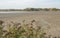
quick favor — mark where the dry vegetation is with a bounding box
[0,20,47,38]
[0,19,60,38]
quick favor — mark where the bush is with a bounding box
[0,20,46,38]
[0,20,4,25]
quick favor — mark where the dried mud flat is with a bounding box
[0,11,60,37]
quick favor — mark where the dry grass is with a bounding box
[0,20,46,38]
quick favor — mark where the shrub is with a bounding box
[0,20,4,25]
[0,21,46,38]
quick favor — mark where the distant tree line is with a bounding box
[0,8,60,11]
[23,8,60,11]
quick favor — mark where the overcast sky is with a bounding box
[0,0,60,9]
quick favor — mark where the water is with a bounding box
[0,11,60,18]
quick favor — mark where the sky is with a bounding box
[0,0,60,9]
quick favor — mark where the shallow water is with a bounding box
[0,11,60,18]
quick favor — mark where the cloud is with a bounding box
[0,0,60,9]
[0,0,36,9]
